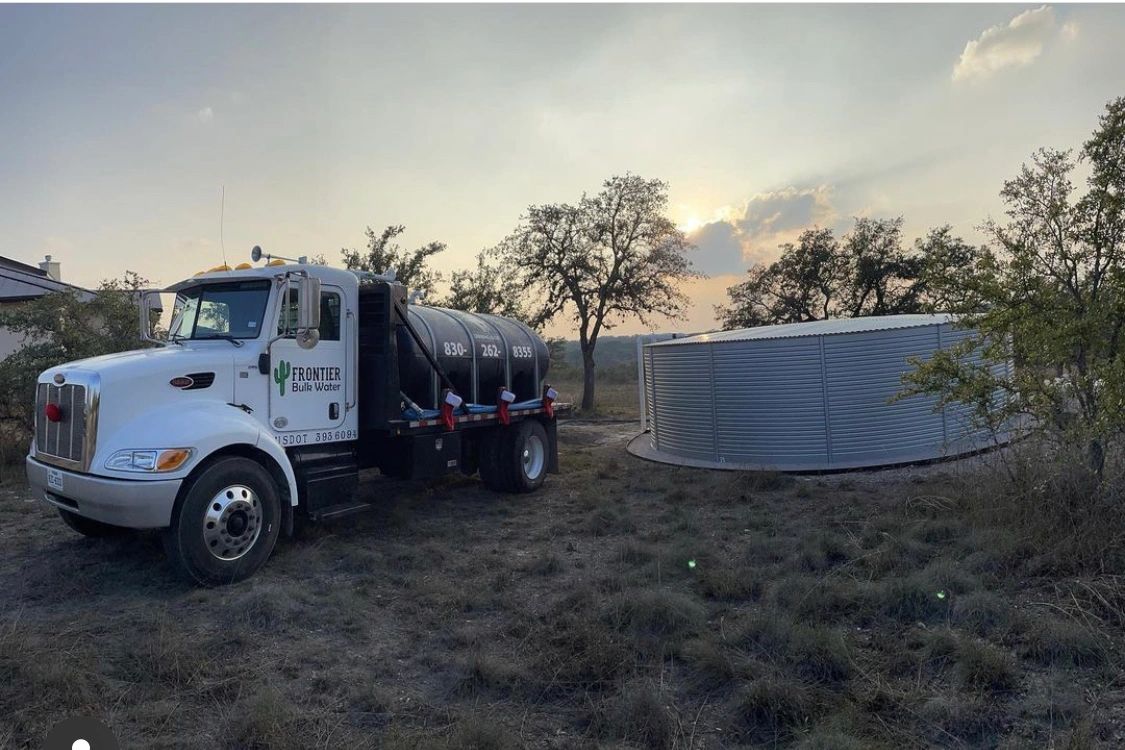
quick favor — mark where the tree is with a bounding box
[839,217,924,316]
[341,225,445,298]
[440,249,530,323]
[716,228,843,328]
[716,219,933,329]
[913,226,989,314]
[903,98,1125,478]
[504,175,695,411]
[0,272,152,431]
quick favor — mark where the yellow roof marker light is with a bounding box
[267,259,287,267]
[234,262,252,270]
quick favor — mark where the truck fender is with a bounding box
[99,402,299,510]
[252,431,300,508]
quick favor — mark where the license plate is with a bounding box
[46,467,64,491]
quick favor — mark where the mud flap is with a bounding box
[546,418,560,474]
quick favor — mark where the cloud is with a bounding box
[686,185,836,277]
[952,6,1058,82]
[195,106,215,124]
[735,186,835,258]
[688,220,746,276]
[1061,20,1079,41]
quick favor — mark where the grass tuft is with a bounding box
[1021,616,1106,668]
[734,675,815,743]
[593,680,675,749]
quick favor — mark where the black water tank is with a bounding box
[397,306,549,408]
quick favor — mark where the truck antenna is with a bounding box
[220,185,227,267]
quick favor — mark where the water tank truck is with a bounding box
[25,248,564,585]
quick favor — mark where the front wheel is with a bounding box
[162,456,281,586]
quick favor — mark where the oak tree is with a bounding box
[505,175,695,410]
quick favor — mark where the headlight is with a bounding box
[105,448,193,473]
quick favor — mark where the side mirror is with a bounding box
[138,290,164,344]
[296,275,321,350]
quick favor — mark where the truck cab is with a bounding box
[26,253,560,585]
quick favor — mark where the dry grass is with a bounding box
[1,424,1123,747]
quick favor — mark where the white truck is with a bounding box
[26,249,562,585]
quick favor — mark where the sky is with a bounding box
[2,3,1124,338]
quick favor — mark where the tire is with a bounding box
[491,419,550,494]
[58,508,131,538]
[162,456,282,586]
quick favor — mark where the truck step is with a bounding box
[310,501,374,522]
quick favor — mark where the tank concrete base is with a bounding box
[626,431,1011,474]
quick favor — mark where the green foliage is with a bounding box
[502,174,697,409]
[0,271,150,430]
[440,249,531,323]
[716,218,946,329]
[903,97,1125,477]
[340,224,445,298]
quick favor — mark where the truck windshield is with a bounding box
[168,280,271,340]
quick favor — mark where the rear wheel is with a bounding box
[481,420,549,494]
[162,456,281,586]
[58,508,131,537]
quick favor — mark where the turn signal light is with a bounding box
[156,449,193,471]
[44,403,62,423]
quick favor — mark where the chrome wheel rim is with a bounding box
[202,484,262,561]
[522,434,545,480]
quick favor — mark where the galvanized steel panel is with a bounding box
[649,343,715,461]
[643,316,1013,471]
[711,337,828,468]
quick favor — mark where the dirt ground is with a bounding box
[1,420,1123,749]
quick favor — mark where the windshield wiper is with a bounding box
[194,334,244,347]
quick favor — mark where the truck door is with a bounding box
[269,284,348,434]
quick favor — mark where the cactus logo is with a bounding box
[273,360,292,396]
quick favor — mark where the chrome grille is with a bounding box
[36,381,89,467]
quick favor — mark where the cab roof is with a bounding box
[165,263,362,293]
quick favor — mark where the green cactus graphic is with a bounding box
[273,359,291,397]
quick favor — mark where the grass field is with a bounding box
[548,375,640,421]
[2,422,1123,748]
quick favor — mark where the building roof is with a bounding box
[650,314,958,346]
[0,255,91,301]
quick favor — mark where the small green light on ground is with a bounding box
[687,559,697,569]
[936,591,946,600]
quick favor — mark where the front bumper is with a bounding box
[26,456,182,529]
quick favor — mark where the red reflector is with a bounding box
[169,376,194,389]
[44,403,63,423]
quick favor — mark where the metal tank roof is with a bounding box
[651,314,957,346]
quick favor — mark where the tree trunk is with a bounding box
[581,348,596,412]
[1089,438,1106,480]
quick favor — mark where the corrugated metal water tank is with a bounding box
[637,315,1011,471]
